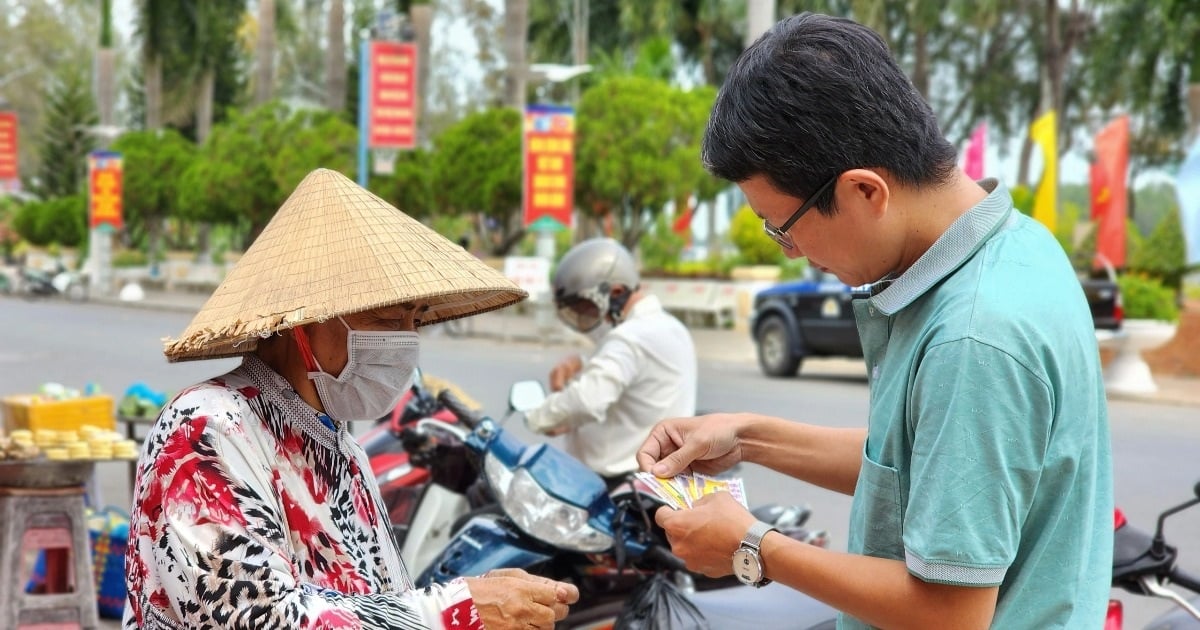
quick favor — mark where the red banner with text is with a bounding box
[368,41,418,149]
[523,105,575,229]
[0,112,18,182]
[88,152,123,230]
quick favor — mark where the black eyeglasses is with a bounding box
[762,175,838,250]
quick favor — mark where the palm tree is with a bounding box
[193,0,247,142]
[136,0,172,129]
[95,0,117,134]
[325,0,347,112]
[503,0,529,110]
[255,0,277,105]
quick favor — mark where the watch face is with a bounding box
[732,548,763,584]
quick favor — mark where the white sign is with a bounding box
[503,256,552,300]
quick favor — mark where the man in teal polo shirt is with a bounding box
[636,12,1112,630]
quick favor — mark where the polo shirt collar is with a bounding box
[870,178,1014,316]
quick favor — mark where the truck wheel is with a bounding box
[756,315,802,377]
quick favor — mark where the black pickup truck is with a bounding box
[750,269,1122,377]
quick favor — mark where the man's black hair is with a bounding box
[701,13,959,214]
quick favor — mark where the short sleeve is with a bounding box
[902,338,1053,586]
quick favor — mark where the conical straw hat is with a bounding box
[163,168,527,362]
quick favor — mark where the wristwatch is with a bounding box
[732,520,777,587]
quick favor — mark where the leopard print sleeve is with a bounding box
[123,372,482,630]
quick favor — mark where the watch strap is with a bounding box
[741,520,776,552]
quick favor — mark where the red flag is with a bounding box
[672,199,695,246]
[1091,116,1129,269]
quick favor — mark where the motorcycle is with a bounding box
[358,368,483,578]
[1111,481,1200,628]
[17,264,88,301]
[409,381,840,629]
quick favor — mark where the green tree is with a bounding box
[640,212,689,274]
[110,129,197,256]
[371,149,436,220]
[268,109,357,194]
[429,107,523,255]
[1086,0,1200,169]
[575,76,711,250]
[176,103,290,247]
[1128,206,1189,292]
[729,205,784,266]
[0,0,99,178]
[190,0,248,142]
[13,195,86,247]
[34,65,98,199]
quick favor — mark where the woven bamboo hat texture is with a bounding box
[163,168,527,362]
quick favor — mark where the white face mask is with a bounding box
[307,317,419,422]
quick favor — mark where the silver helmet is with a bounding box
[552,238,640,332]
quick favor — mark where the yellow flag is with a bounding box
[1030,110,1057,232]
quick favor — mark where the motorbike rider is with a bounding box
[524,237,697,486]
[638,13,1111,630]
[125,168,579,630]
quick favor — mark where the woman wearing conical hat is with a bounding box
[123,169,578,630]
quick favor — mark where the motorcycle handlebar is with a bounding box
[436,389,483,429]
[642,543,689,573]
[1172,567,1200,595]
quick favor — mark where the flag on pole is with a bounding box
[963,123,987,180]
[1030,110,1058,232]
[1090,115,1130,269]
[1178,135,1200,266]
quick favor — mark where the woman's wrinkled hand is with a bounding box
[463,568,580,629]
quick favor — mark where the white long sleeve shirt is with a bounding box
[525,294,697,477]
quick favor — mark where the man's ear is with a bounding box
[839,168,890,217]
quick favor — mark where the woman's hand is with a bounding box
[463,568,579,629]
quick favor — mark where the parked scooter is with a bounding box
[1111,481,1200,628]
[411,382,840,628]
[358,368,479,578]
[17,264,87,301]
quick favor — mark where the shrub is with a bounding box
[112,249,149,268]
[729,205,784,266]
[1118,272,1179,322]
[640,213,688,275]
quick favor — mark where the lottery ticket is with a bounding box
[690,472,749,508]
[634,472,691,509]
[634,472,748,510]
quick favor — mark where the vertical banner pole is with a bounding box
[357,38,371,188]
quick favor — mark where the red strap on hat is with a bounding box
[291,326,319,372]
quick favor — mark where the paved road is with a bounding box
[1,297,1197,628]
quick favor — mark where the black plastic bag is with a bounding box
[614,572,711,630]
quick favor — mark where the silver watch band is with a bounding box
[742,520,776,552]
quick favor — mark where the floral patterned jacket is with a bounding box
[124,355,481,630]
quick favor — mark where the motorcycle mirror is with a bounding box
[1150,481,1200,558]
[508,380,547,413]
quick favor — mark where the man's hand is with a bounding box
[463,568,579,629]
[636,413,745,478]
[548,354,584,392]
[655,492,756,577]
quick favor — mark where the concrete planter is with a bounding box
[729,265,781,282]
[1098,319,1178,396]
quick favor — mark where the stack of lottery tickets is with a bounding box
[633,471,748,510]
